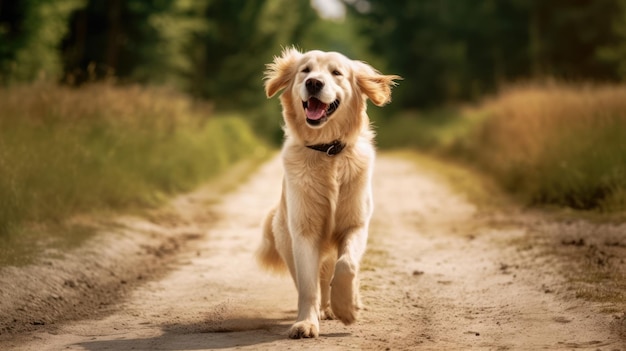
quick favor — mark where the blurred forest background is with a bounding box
[3,0,626,107]
[0,0,625,240]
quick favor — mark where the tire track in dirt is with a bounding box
[1,155,623,350]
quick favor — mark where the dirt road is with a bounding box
[1,154,624,350]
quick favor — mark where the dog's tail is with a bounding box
[256,208,287,273]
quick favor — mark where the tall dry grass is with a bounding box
[461,82,626,210]
[0,83,266,234]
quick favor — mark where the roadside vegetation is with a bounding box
[3,1,626,217]
[0,83,267,236]
[376,82,626,213]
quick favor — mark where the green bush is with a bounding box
[377,83,626,212]
[464,84,626,211]
[0,83,266,234]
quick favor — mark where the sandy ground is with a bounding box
[0,154,624,350]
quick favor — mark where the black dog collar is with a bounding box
[306,140,345,156]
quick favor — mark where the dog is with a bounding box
[257,47,400,339]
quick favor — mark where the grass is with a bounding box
[376,82,626,212]
[0,82,268,236]
[464,83,626,211]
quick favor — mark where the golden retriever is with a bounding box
[257,47,400,339]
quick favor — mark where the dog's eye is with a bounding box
[301,67,310,73]
[332,70,342,76]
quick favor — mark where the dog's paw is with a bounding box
[288,320,319,339]
[331,258,360,325]
[320,306,336,320]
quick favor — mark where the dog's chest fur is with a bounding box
[281,135,373,241]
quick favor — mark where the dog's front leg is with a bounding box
[288,234,321,338]
[331,225,368,325]
[283,161,336,338]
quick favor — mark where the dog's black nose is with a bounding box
[305,78,324,95]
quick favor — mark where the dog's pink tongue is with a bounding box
[306,98,327,120]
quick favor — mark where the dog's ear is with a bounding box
[355,62,402,106]
[264,47,302,98]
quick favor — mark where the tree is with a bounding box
[530,0,622,80]
[62,0,208,90]
[596,0,626,79]
[347,0,625,108]
[0,0,84,83]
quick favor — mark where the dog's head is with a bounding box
[265,48,400,140]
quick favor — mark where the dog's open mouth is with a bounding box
[302,98,340,126]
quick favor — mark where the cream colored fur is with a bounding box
[257,48,400,339]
